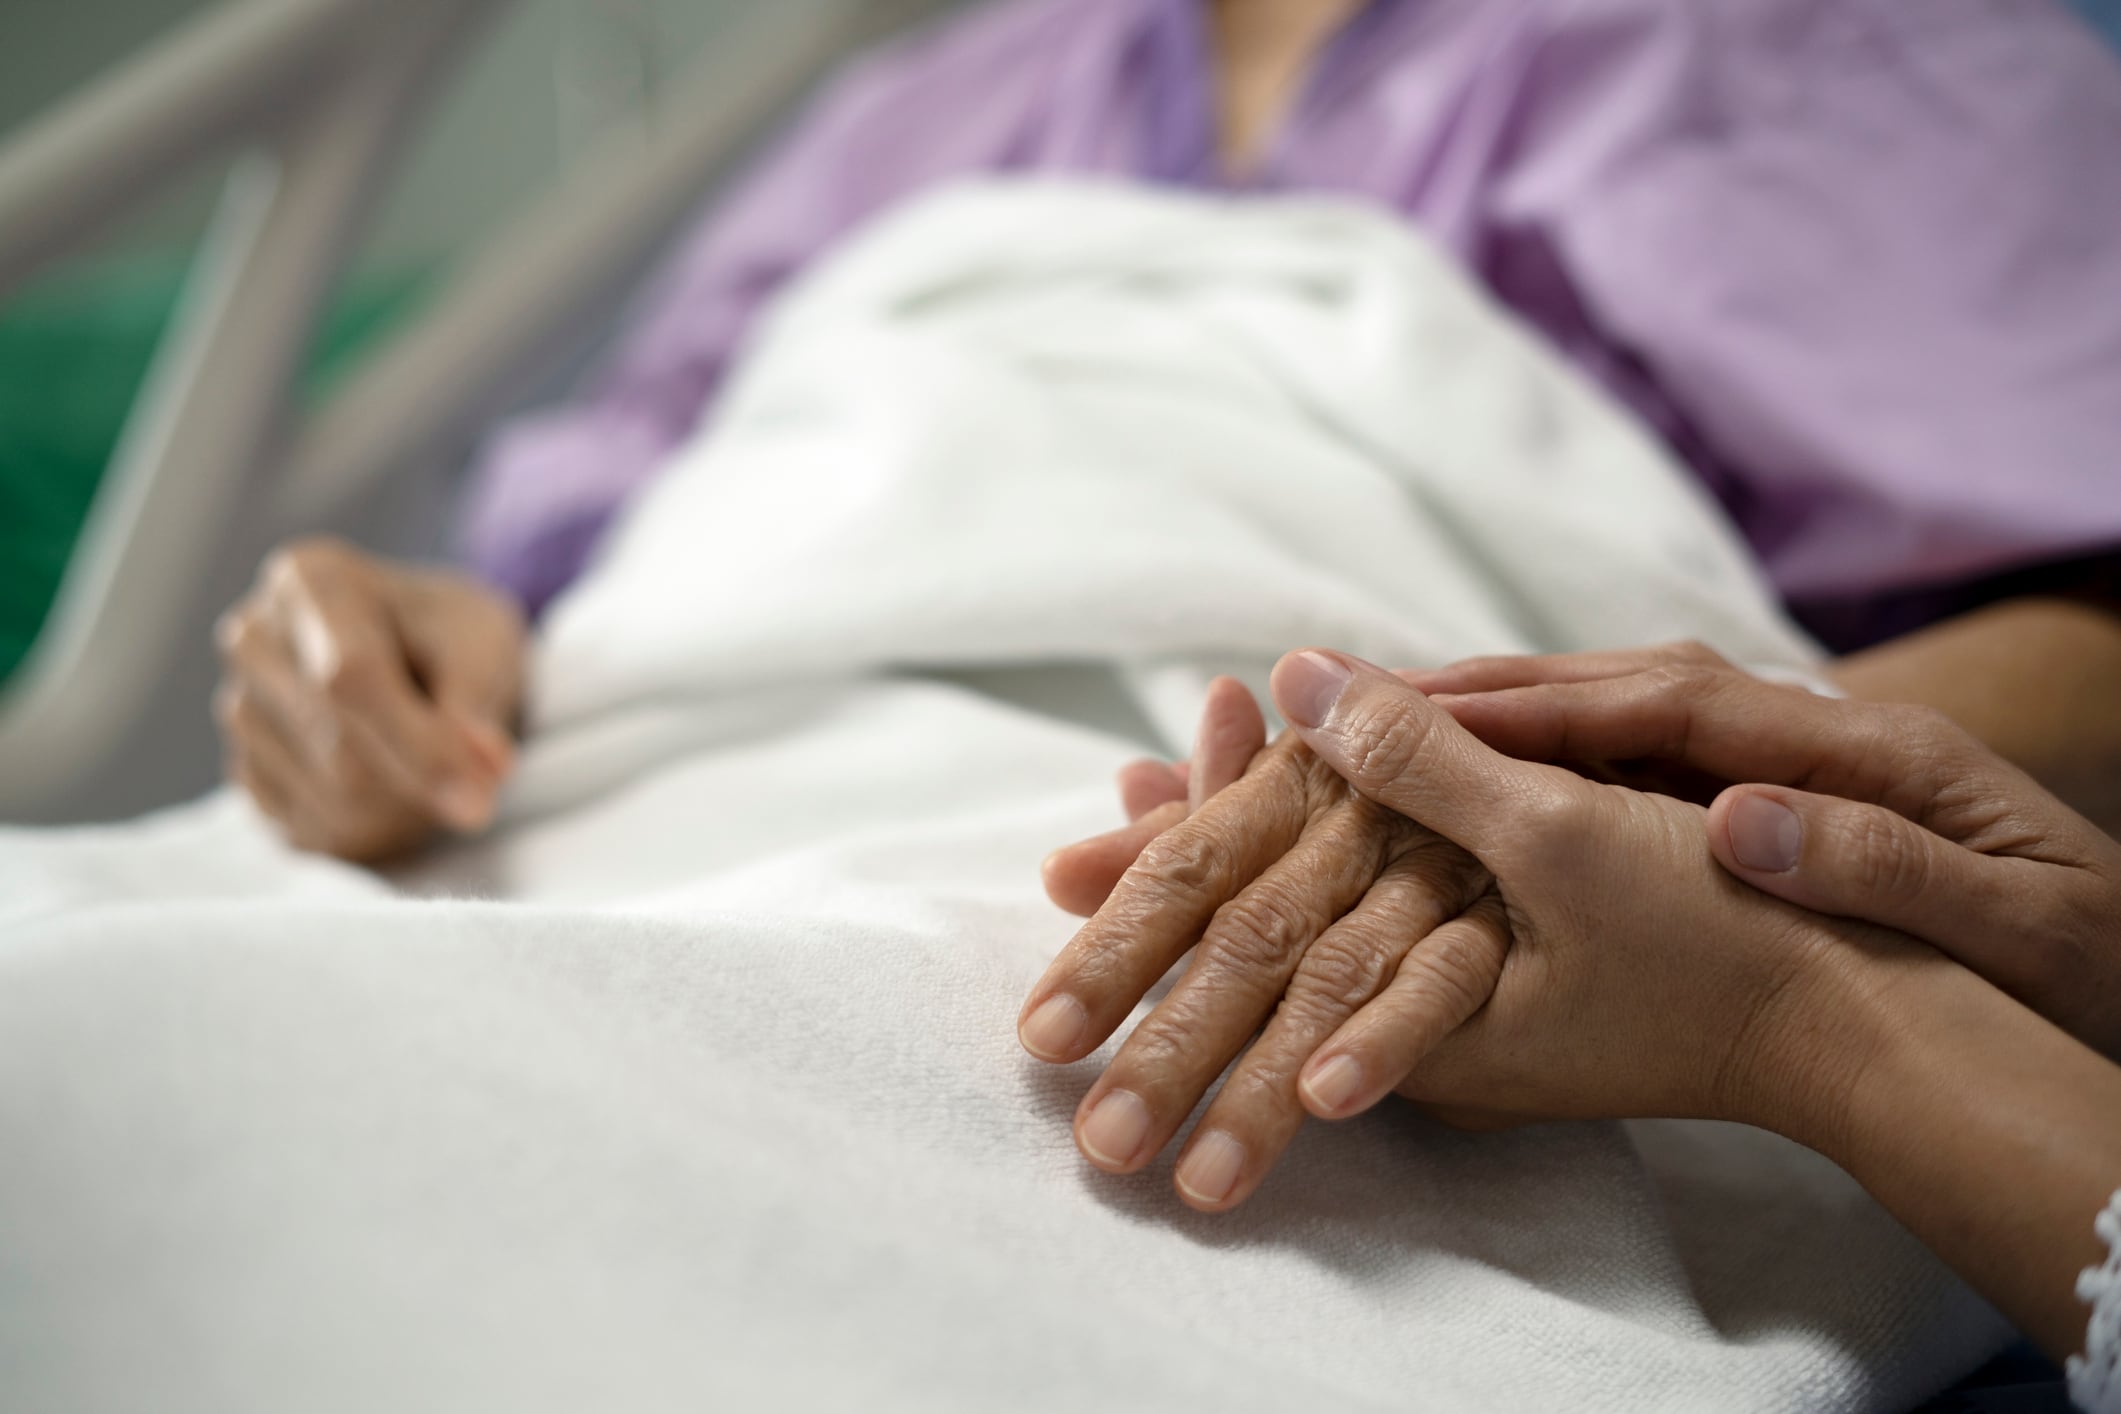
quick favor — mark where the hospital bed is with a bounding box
[0,0,959,822]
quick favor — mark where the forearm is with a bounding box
[1783,955,2121,1363]
[1831,597,2121,833]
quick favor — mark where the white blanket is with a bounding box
[0,183,2004,1412]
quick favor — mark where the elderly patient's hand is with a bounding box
[1019,681,1494,1212]
[215,537,525,863]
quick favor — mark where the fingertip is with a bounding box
[1039,844,1103,917]
[1116,758,1186,820]
[1075,1089,1154,1171]
[1192,676,1268,806]
[1299,1052,1374,1120]
[1710,786,1803,876]
[1269,649,1359,730]
[1018,992,1090,1062]
[1173,1129,1249,1211]
[1203,674,1264,725]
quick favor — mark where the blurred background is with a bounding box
[0,0,952,823]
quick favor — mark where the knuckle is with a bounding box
[1199,883,1311,976]
[1411,922,1503,1022]
[1290,933,1396,1013]
[1133,827,1230,906]
[1844,809,1928,901]
[1339,703,1435,790]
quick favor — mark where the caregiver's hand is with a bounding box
[1426,647,2121,1058]
[214,538,525,863]
[1019,712,1490,1211]
[1287,650,2121,1370]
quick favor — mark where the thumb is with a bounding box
[1271,649,1588,866]
[1708,785,2022,974]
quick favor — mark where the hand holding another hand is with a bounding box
[1420,644,2121,1058]
[1022,657,1915,1210]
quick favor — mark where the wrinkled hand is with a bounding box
[214,537,525,862]
[1425,645,2121,1058]
[1022,679,1494,1211]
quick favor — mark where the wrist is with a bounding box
[1716,920,1943,1159]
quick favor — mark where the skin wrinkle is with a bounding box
[1169,834,1495,1204]
[1064,763,1314,1035]
[1277,860,1442,1018]
[1103,799,1407,1091]
[1049,725,1503,1186]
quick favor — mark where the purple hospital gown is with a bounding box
[457,0,2121,640]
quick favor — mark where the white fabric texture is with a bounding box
[0,182,2005,1413]
[2074,1191,2121,1413]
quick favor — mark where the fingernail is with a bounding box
[1079,1090,1152,1168]
[1728,794,1802,873]
[1302,1054,1365,1115]
[1278,651,1354,729]
[1176,1130,1246,1206]
[434,780,494,832]
[1019,994,1087,1060]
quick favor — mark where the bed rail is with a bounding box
[0,0,954,816]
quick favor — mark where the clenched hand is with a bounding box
[214,538,526,862]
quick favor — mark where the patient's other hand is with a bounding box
[213,537,525,863]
